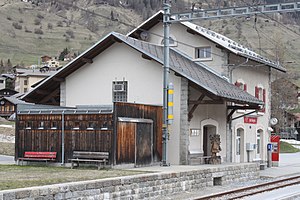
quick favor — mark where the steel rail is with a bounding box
[195,175,300,200]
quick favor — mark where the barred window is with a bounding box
[112,81,127,102]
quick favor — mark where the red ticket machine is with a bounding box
[271,135,280,167]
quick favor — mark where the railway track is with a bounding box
[195,175,300,200]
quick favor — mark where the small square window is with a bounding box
[73,121,80,130]
[51,121,57,129]
[112,81,128,102]
[87,121,95,130]
[25,121,32,129]
[195,47,211,59]
[38,121,44,129]
[190,129,200,136]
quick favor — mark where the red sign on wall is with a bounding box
[244,117,257,124]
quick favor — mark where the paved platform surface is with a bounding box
[0,154,15,164]
[260,152,300,178]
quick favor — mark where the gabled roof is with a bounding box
[127,10,286,72]
[22,32,262,106]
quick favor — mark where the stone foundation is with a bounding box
[0,163,259,200]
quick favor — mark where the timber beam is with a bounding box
[189,99,224,105]
[40,88,59,104]
[188,94,205,122]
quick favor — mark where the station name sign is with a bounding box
[244,117,257,124]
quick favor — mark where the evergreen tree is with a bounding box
[58,48,69,61]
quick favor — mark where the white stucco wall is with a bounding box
[63,43,182,164]
[230,55,271,162]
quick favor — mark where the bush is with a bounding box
[24,26,32,33]
[12,22,22,30]
[34,18,41,25]
[37,13,44,19]
[7,16,12,21]
[66,29,75,38]
[34,28,43,35]
[57,21,63,27]
[47,23,53,30]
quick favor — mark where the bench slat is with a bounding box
[69,159,107,163]
[24,152,57,159]
[18,151,57,165]
[70,151,109,170]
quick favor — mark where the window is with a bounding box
[24,80,28,85]
[236,129,241,155]
[87,121,95,130]
[190,129,200,136]
[0,80,4,84]
[25,121,32,129]
[73,121,80,130]
[235,80,247,91]
[195,47,212,59]
[257,131,261,154]
[51,121,57,129]
[255,86,266,112]
[112,81,128,102]
[24,88,28,93]
[38,121,44,129]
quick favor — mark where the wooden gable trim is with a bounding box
[53,77,65,82]
[81,57,93,64]
[142,54,152,60]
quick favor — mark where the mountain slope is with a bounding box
[0,0,141,66]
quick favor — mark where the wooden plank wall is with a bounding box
[16,113,113,163]
[114,102,163,164]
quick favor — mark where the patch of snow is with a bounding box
[281,139,300,145]
[0,134,15,143]
[0,124,13,128]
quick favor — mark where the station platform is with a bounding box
[260,152,300,178]
[155,152,300,199]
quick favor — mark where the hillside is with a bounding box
[0,0,142,66]
[0,0,300,85]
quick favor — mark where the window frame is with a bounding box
[195,46,212,60]
[112,80,128,102]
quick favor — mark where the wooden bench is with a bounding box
[69,151,109,170]
[18,152,57,165]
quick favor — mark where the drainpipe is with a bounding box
[61,111,65,165]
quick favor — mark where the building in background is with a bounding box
[14,68,56,94]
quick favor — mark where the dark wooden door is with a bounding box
[136,123,152,166]
[116,120,153,166]
[116,122,136,164]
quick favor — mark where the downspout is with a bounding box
[61,111,65,165]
